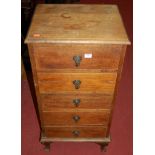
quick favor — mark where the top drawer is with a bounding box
[33,44,122,71]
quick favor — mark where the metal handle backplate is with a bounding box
[73,99,80,107]
[73,56,82,67]
[73,80,81,89]
[72,130,80,136]
[73,115,80,122]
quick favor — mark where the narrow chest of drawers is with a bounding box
[25,4,130,152]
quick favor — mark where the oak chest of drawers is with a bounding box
[25,4,130,151]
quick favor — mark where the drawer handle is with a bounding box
[73,55,82,67]
[73,80,81,89]
[73,115,80,122]
[73,99,80,107]
[72,130,80,137]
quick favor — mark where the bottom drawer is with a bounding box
[44,126,107,138]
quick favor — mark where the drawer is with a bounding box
[44,126,107,138]
[33,44,122,71]
[43,110,110,126]
[38,72,117,94]
[41,94,113,110]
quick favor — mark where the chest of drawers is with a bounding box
[25,4,130,152]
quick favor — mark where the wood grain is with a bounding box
[25,4,130,44]
[43,110,110,126]
[41,93,113,110]
[33,44,121,71]
[44,126,107,138]
[37,72,117,94]
[106,45,127,136]
[27,44,45,129]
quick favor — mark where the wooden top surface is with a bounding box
[25,4,130,44]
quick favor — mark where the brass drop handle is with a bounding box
[72,130,80,137]
[73,80,81,89]
[73,99,80,107]
[73,115,80,122]
[73,56,82,67]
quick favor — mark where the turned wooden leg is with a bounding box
[42,142,51,152]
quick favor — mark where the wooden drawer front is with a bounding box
[38,72,117,94]
[41,94,113,110]
[33,44,121,71]
[43,111,110,126]
[44,126,107,138]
